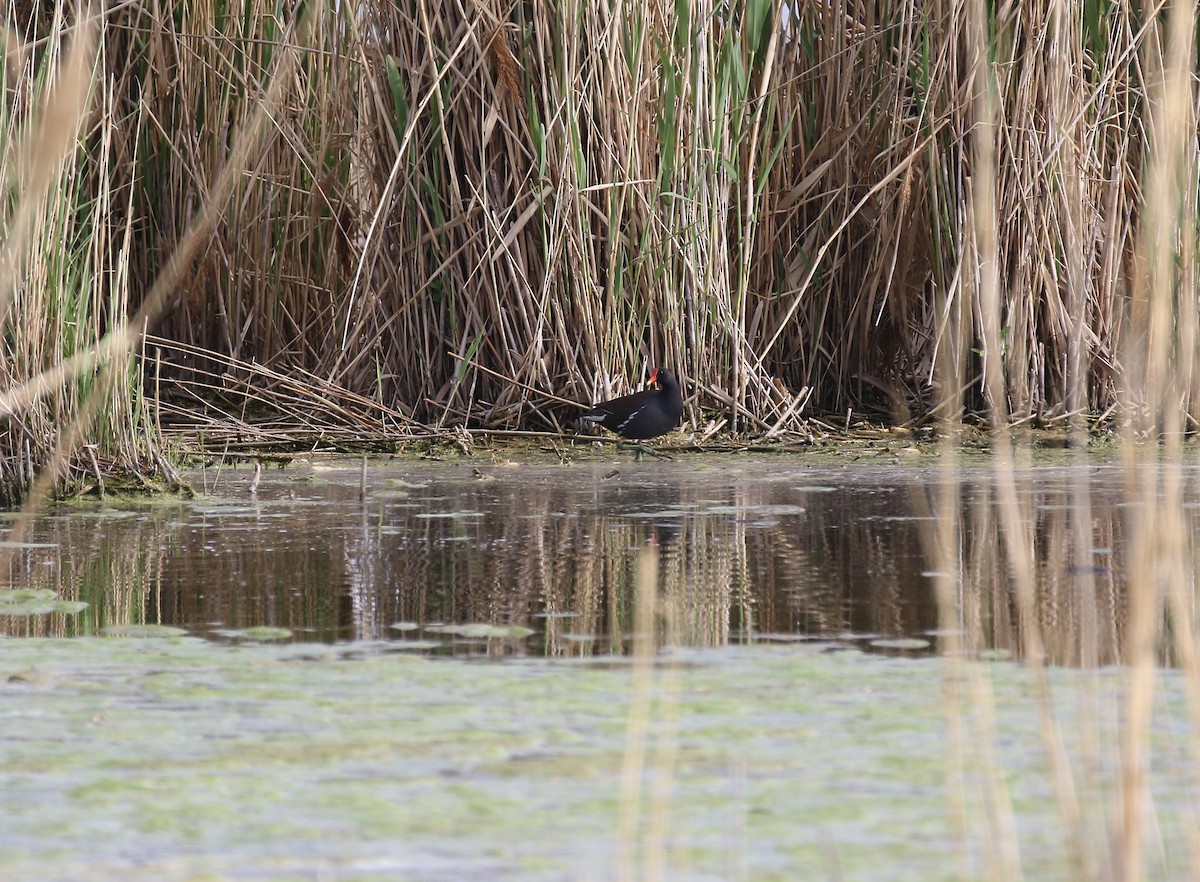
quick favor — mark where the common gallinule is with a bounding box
[580,368,684,441]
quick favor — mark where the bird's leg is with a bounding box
[617,443,674,462]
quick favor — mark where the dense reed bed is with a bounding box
[1,0,1196,498]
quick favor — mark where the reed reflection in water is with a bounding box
[0,457,1141,663]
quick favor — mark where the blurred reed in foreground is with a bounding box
[926,0,1200,878]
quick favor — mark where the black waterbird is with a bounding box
[579,368,684,442]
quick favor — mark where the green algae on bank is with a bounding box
[0,638,1194,882]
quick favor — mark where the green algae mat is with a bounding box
[0,637,1194,881]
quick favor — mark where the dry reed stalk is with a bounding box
[0,4,93,318]
[910,12,978,862]
[1117,456,1163,882]
[641,566,682,882]
[1064,324,1110,873]
[961,0,1025,875]
[617,540,660,882]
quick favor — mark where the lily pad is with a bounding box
[490,625,535,639]
[869,638,932,650]
[623,509,693,519]
[426,623,535,639]
[706,504,806,516]
[0,589,86,616]
[755,632,812,643]
[100,624,189,638]
[0,589,57,604]
[0,599,88,616]
[212,627,293,642]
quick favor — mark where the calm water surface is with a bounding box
[0,453,1142,661]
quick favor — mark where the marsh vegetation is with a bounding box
[3,1,1200,880]
[0,0,1195,493]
